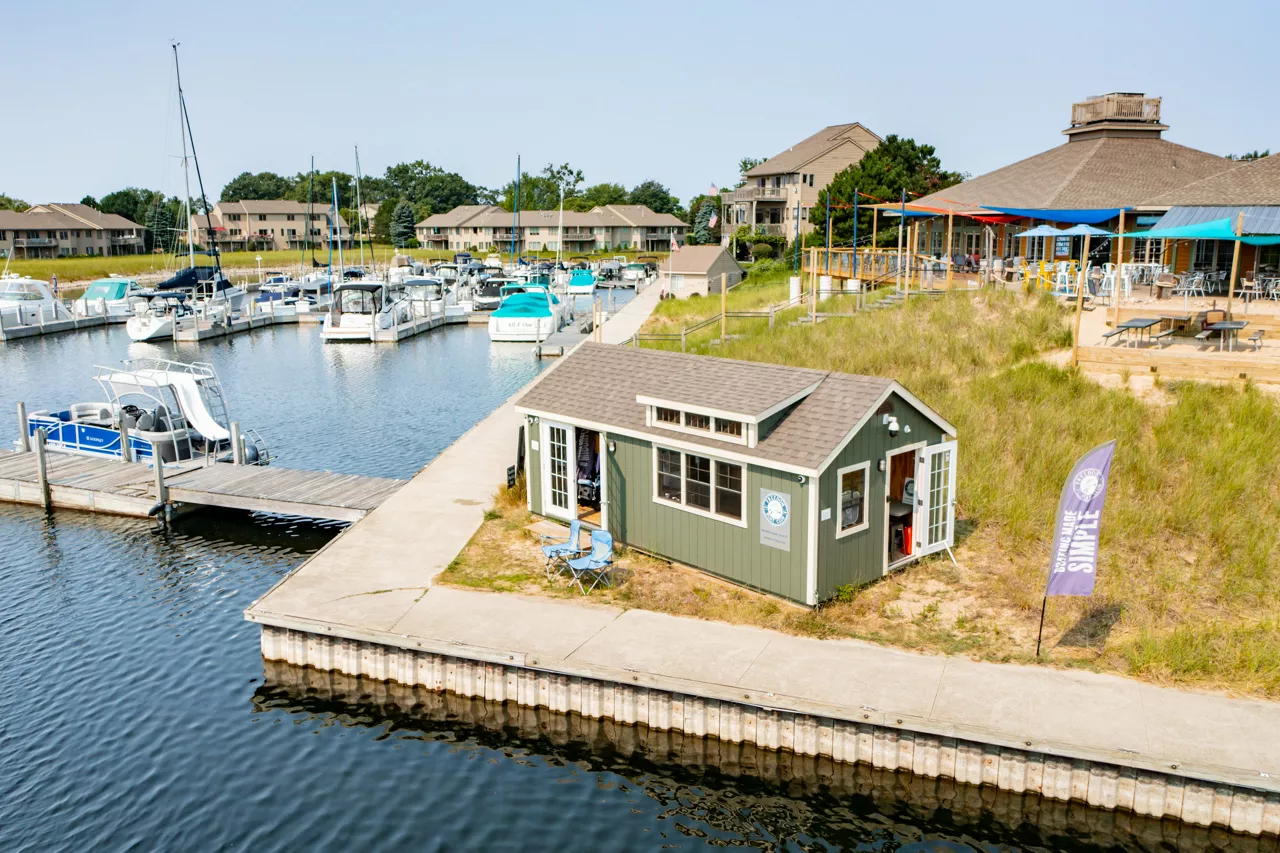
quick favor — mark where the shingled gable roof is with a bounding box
[746,123,881,177]
[909,137,1231,214]
[515,344,951,472]
[1142,154,1280,206]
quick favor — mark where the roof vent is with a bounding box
[875,399,894,416]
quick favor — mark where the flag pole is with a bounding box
[1035,595,1048,657]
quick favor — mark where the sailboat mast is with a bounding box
[354,145,367,273]
[302,155,313,276]
[557,186,564,286]
[174,46,194,270]
[511,154,520,260]
[172,43,222,284]
[333,178,345,280]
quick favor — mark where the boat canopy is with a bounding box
[83,279,136,301]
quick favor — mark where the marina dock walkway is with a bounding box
[0,451,403,522]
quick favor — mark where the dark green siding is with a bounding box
[814,394,948,601]
[527,423,543,515]
[607,433,810,603]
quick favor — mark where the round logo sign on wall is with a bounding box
[1072,468,1105,502]
[761,492,789,526]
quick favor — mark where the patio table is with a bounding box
[1116,316,1162,347]
[1208,320,1249,352]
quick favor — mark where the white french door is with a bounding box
[542,421,574,521]
[915,440,957,557]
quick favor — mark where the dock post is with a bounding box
[17,402,30,453]
[230,422,244,465]
[680,328,687,352]
[120,421,133,463]
[153,457,168,517]
[34,428,50,510]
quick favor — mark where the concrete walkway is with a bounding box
[245,282,663,632]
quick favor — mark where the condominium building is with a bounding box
[720,123,881,240]
[416,204,687,253]
[190,200,352,252]
[0,203,146,258]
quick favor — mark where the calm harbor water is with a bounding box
[0,319,1255,851]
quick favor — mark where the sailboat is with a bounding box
[130,44,241,341]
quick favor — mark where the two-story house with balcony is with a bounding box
[416,204,687,253]
[0,203,147,258]
[190,200,352,253]
[720,123,881,241]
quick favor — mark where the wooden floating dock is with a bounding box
[0,313,116,342]
[0,450,404,522]
[173,310,298,341]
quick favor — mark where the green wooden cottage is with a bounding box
[515,344,957,605]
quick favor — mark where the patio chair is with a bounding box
[540,518,586,580]
[565,529,615,594]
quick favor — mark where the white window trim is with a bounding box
[651,445,748,529]
[834,461,871,538]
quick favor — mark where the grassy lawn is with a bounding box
[442,283,1280,697]
[4,245,674,285]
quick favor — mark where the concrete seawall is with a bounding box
[263,660,1280,853]
[261,625,1280,837]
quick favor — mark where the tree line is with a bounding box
[2,131,973,255]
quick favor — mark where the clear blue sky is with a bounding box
[4,0,1275,207]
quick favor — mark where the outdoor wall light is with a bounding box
[878,460,887,472]
[607,440,616,453]
[903,424,912,434]
[797,474,806,484]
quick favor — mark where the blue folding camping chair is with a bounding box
[566,530,615,594]
[540,519,585,580]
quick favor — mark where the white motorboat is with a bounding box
[321,282,414,342]
[0,275,72,326]
[23,357,268,466]
[487,284,567,342]
[71,276,146,319]
[402,277,453,318]
[126,292,206,341]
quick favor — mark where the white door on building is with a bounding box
[914,440,957,557]
[542,421,574,521]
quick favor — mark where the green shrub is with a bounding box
[751,242,774,259]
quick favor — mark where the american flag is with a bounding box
[670,233,680,252]
[709,183,718,195]
[708,210,718,228]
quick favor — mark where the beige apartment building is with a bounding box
[190,200,352,252]
[416,204,687,253]
[0,203,146,258]
[720,123,881,240]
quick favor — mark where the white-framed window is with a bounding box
[836,461,870,537]
[653,446,745,526]
[656,407,680,425]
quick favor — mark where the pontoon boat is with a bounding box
[23,358,268,466]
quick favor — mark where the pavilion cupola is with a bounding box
[1063,93,1167,142]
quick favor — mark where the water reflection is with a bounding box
[256,662,1266,853]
